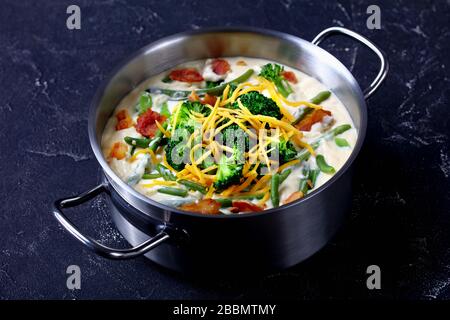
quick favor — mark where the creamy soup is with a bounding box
[101,57,357,214]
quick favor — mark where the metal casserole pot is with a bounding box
[53,27,388,273]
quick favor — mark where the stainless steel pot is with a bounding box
[53,27,388,273]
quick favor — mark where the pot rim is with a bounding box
[88,26,367,219]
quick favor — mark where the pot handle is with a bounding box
[311,27,388,100]
[53,184,170,259]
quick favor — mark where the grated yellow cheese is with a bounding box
[258,77,323,109]
[278,159,300,173]
[170,102,182,136]
[258,191,270,205]
[220,185,237,197]
[222,84,230,101]
[244,161,260,178]
[233,172,257,193]
[128,148,157,163]
[250,174,271,193]
[205,185,215,199]
[162,154,177,173]
[140,75,321,205]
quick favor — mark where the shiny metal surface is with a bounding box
[54,27,388,271]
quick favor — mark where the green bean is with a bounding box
[234,193,264,200]
[160,102,171,118]
[335,137,350,147]
[134,122,168,152]
[156,164,177,181]
[142,173,161,179]
[310,91,331,104]
[215,193,264,206]
[297,142,319,162]
[292,90,331,125]
[271,173,280,207]
[139,92,152,114]
[330,124,352,137]
[177,179,207,194]
[199,69,254,96]
[299,168,320,195]
[148,137,162,152]
[292,108,313,125]
[206,80,223,89]
[150,122,169,151]
[216,198,233,207]
[295,124,352,162]
[316,154,335,174]
[130,145,136,155]
[299,179,309,195]
[299,168,310,194]
[279,169,292,184]
[157,187,187,197]
[124,122,168,151]
[146,69,254,99]
[161,75,172,83]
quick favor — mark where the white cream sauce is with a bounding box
[101,57,357,211]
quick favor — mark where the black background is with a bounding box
[0,0,449,299]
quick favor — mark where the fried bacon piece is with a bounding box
[179,199,221,215]
[229,207,240,213]
[115,109,133,130]
[283,191,304,205]
[295,109,332,132]
[188,90,201,102]
[282,71,298,84]
[200,93,217,105]
[231,201,264,213]
[135,109,166,138]
[211,59,231,75]
[109,142,128,160]
[169,68,204,82]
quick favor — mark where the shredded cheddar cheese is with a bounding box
[128,148,157,163]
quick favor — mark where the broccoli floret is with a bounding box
[199,152,216,170]
[172,100,210,132]
[227,82,238,98]
[173,103,194,133]
[232,91,282,120]
[219,82,239,108]
[179,100,210,120]
[278,139,297,164]
[187,100,211,117]
[222,123,249,150]
[258,63,293,97]
[213,147,244,190]
[206,80,223,89]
